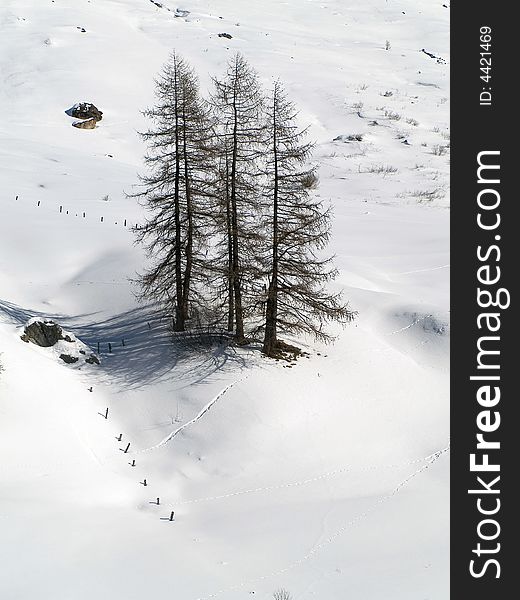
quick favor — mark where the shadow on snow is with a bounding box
[0,299,249,390]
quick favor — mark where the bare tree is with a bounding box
[209,53,266,343]
[133,54,354,354]
[134,52,215,331]
[260,81,356,357]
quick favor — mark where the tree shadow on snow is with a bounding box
[0,299,249,390]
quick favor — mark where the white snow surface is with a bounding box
[0,1,449,599]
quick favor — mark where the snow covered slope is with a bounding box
[0,1,449,599]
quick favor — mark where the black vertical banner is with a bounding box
[452,4,517,598]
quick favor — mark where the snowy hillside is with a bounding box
[0,1,449,599]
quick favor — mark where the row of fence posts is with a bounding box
[59,204,128,226]
[14,195,136,228]
[95,322,156,355]
[14,193,174,520]
[96,339,126,354]
[97,407,175,521]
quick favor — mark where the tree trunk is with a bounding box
[225,153,234,332]
[173,62,184,331]
[230,79,245,342]
[230,192,244,342]
[263,96,279,356]
[181,108,192,326]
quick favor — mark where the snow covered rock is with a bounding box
[20,319,100,366]
[66,102,103,121]
[333,134,364,142]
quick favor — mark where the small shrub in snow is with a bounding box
[432,144,449,156]
[384,109,401,121]
[301,171,320,189]
[273,590,292,600]
[403,188,445,203]
[366,164,398,175]
[406,117,419,126]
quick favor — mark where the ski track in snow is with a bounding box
[196,442,450,600]
[134,377,245,454]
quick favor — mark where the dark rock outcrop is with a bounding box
[66,102,103,121]
[59,354,79,364]
[333,134,363,142]
[21,320,64,347]
[21,319,100,367]
[72,118,97,130]
[421,49,446,65]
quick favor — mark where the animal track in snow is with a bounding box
[169,447,449,507]
[134,377,245,454]
[195,442,450,600]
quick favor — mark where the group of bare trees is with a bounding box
[134,51,355,357]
